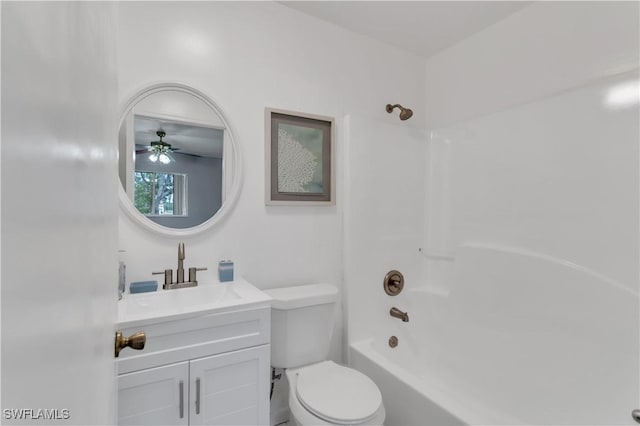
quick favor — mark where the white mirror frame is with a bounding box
[118,82,243,237]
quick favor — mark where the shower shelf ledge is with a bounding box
[418,248,455,261]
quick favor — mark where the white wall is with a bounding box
[116,3,425,422]
[424,1,639,129]
[344,116,428,344]
[117,1,425,289]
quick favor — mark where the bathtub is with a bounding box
[348,243,639,426]
[350,338,517,426]
[350,338,464,426]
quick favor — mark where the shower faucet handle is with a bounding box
[384,270,404,296]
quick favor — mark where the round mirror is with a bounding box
[118,83,242,237]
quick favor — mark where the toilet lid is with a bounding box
[295,362,382,424]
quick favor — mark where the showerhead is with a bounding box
[399,108,413,120]
[386,103,413,121]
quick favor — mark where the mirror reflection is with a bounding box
[119,88,229,229]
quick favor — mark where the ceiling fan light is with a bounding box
[149,153,159,162]
[159,153,171,164]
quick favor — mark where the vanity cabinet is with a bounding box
[116,301,271,426]
[118,346,269,425]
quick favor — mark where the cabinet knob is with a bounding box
[114,330,146,357]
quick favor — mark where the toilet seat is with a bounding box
[295,361,382,425]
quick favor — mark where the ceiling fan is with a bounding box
[136,130,177,164]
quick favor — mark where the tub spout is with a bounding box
[390,307,409,322]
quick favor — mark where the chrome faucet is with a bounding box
[153,243,207,290]
[390,307,409,322]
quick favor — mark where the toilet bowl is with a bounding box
[286,361,385,426]
[265,284,385,426]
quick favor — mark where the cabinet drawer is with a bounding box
[117,307,270,374]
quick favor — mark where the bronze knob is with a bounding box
[115,330,146,357]
[383,270,404,296]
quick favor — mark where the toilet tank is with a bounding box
[264,283,339,368]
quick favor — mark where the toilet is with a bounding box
[265,283,385,426]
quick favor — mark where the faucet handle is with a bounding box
[188,267,208,284]
[153,269,173,287]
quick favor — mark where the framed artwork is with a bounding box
[265,108,335,205]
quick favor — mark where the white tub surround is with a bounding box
[345,3,639,423]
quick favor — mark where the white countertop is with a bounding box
[117,278,271,329]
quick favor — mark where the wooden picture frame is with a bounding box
[265,108,335,205]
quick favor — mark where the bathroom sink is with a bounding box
[121,283,239,313]
[117,277,271,328]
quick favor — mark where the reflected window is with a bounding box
[134,171,187,216]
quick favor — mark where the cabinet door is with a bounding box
[189,345,270,425]
[118,361,189,425]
